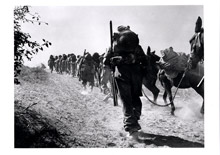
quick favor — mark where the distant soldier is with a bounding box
[61,54,68,74]
[101,50,112,95]
[77,50,88,81]
[54,56,59,73]
[92,52,101,87]
[58,55,63,74]
[70,53,77,77]
[66,54,72,74]
[48,55,55,73]
[76,55,83,81]
[80,53,96,90]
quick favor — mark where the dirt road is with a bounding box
[14,69,204,148]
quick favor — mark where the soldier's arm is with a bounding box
[103,48,113,67]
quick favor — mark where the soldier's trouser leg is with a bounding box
[88,73,95,87]
[81,71,87,86]
[116,79,140,133]
[72,65,76,77]
[131,67,143,121]
[115,65,143,133]
[132,95,142,121]
[101,67,111,85]
[101,66,111,92]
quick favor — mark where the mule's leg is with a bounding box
[159,72,175,115]
[193,83,204,114]
[200,101,204,114]
[97,70,101,88]
[162,80,175,115]
[148,85,160,103]
[163,91,167,103]
[166,88,175,115]
[142,77,159,103]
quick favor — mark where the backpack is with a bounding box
[160,47,188,71]
[71,54,77,62]
[114,30,139,53]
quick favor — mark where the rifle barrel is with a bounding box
[109,20,118,106]
[110,21,113,49]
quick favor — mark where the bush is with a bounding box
[14,100,69,148]
[40,63,46,69]
[19,65,48,83]
[14,6,51,84]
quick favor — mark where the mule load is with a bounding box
[158,47,189,78]
[158,47,204,115]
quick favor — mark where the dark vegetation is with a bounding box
[15,66,71,148]
[15,100,69,148]
[14,6,55,147]
[14,6,51,84]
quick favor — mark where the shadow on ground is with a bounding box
[137,131,204,148]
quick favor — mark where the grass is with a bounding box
[14,100,70,148]
[18,65,48,83]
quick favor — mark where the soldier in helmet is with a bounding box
[81,52,96,90]
[58,55,62,74]
[70,53,77,77]
[188,16,204,69]
[101,50,112,95]
[48,55,55,73]
[54,56,59,73]
[66,54,72,75]
[104,25,148,139]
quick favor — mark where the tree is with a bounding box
[14,6,51,84]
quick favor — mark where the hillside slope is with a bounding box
[14,69,204,148]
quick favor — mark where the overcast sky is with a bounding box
[21,5,203,67]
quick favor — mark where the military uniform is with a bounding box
[81,53,96,89]
[105,26,147,134]
[66,54,72,74]
[100,50,112,94]
[188,16,204,69]
[54,56,59,73]
[48,55,55,73]
[70,54,77,77]
[58,55,62,74]
[101,65,111,94]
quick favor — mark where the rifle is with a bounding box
[110,21,118,106]
[83,49,87,56]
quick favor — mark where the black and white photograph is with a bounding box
[1,0,220,154]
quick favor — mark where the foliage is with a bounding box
[40,63,46,69]
[19,65,48,83]
[15,100,69,148]
[14,6,52,84]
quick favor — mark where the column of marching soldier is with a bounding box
[47,51,111,94]
[47,17,204,140]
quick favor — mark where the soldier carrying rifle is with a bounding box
[104,22,148,139]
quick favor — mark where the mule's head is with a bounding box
[146,46,160,64]
[145,46,161,74]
